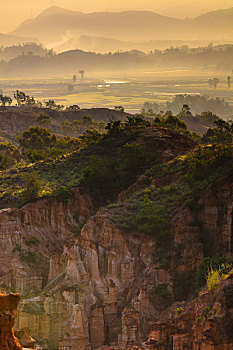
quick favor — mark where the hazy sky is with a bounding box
[2,0,233,33]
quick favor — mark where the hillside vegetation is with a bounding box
[0,105,233,349]
[0,105,232,225]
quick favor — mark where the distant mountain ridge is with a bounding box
[156,4,206,19]
[10,6,233,46]
[0,33,39,47]
[10,7,182,45]
[54,35,233,54]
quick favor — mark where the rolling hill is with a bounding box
[0,33,39,47]
[186,7,233,41]
[10,7,183,45]
[10,6,233,48]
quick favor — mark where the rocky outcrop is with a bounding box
[17,214,173,349]
[0,187,92,299]
[14,329,36,349]
[0,291,22,350]
[197,173,233,256]
[14,171,233,350]
[170,173,233,278]
[146,278,233,350]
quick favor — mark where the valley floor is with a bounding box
[1,69,233,114]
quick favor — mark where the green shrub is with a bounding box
[27,149,45,162]
[153,114,198,141]
[0,153,11,170]
[25,237,40,246]
[73,213,79,222]
[123,142,153,174]
[18,126,81,162]
[124,116,150,128]
[18,126,57,151]
[14,162,26,168]
[36,114,51,125]
[55,186,72,203]
[21,250,37,263]
[203,305,211,314]
[0,142,20,169]
[154,283,171,297]
[195,256,231,290]
[132,206,170,245]
[206,263,233,290]
[22,172,41,202]
[74,220,87,237]
[175,307,184,315]
[207,267,220,290]
[202,118,233,145]
[80,156,123,204]
[188,145,233,177]
[78,129,103,145]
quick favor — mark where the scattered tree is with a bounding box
[45,100,63,110]
[79,70,84,80]
[114,106,124,112]
[0,95,12,107]
[213,78,220,89]
[14,90,26,106]
[66,105,80,111]
[178,104,192,117]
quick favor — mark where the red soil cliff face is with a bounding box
[0,292,22,350]
[145,278,233,350]
[96,278,233,350]
[14,173,233,349]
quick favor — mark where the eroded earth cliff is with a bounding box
[13,172,233,350]
[0,291,22,350]
[0,123,232,349]
[145,277,233,350]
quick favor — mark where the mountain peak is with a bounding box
[37,6,82,18]
[10,6,233,46]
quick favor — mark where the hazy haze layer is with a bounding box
[2,0,233,32]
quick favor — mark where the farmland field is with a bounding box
[1,69,233,114]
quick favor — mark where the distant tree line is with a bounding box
[0,89,83,110]
[2,43,233,75]
[142,94,233,117]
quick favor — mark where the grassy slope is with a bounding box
[1,120,232,259]
[108,152,233,242]
[0,126,195,208]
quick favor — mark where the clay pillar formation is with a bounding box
[0,292,23,350]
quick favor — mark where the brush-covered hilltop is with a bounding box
[0,102,233,349]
